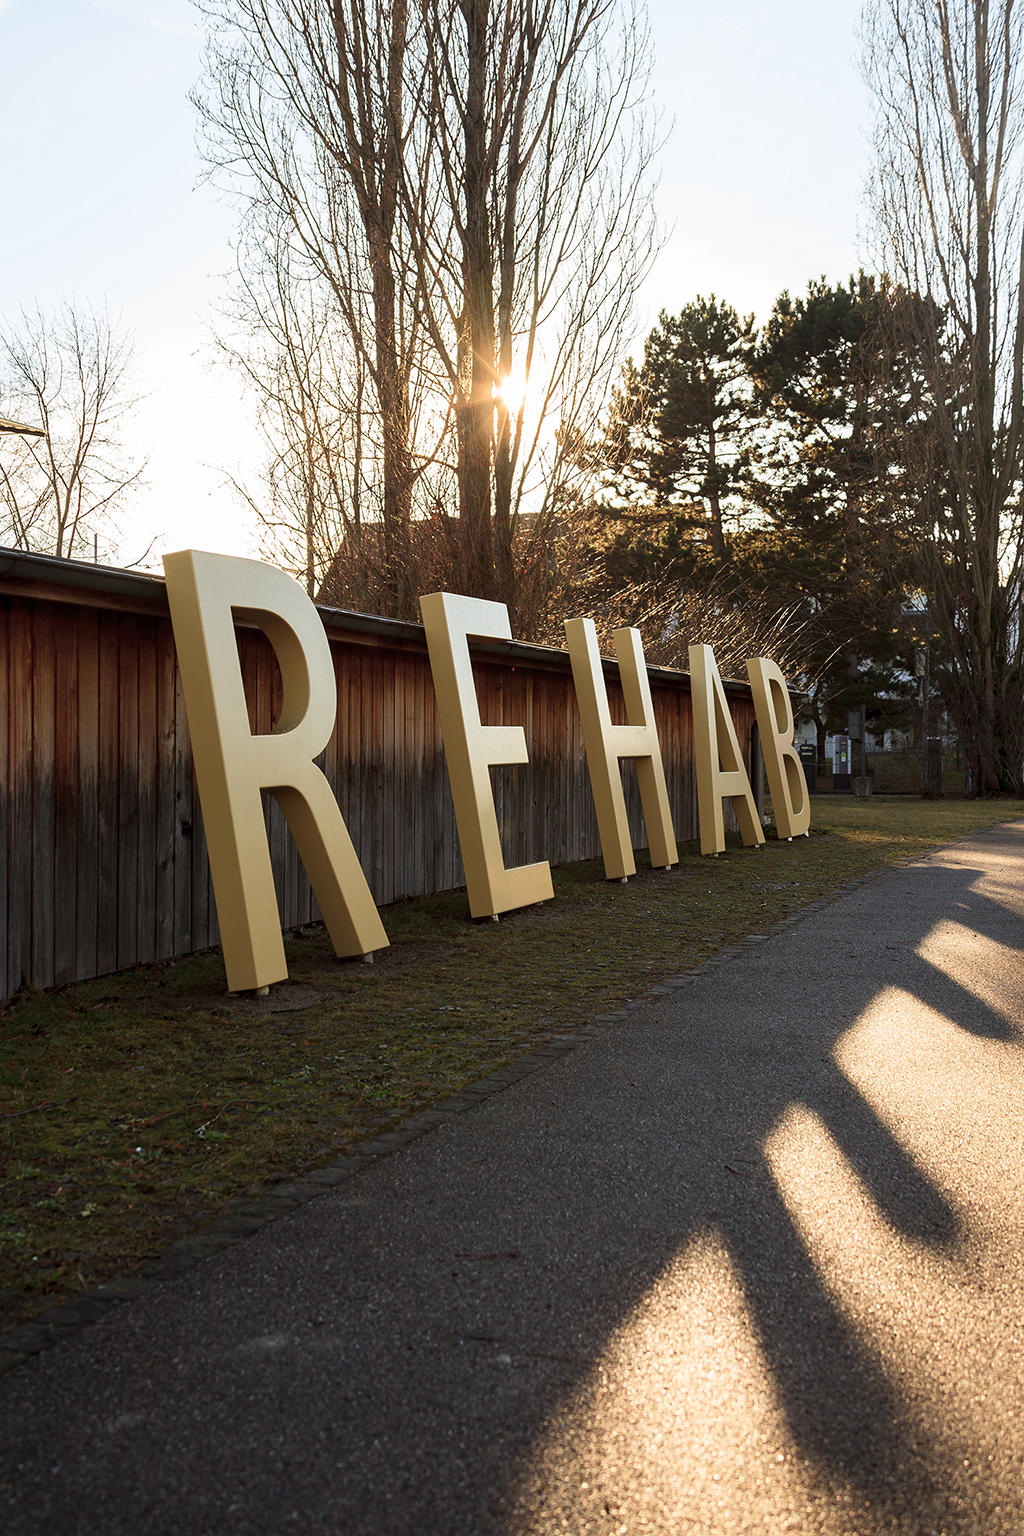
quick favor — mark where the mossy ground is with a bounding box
[2,794,1022,1328]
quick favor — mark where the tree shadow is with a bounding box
[481,851,1023,1526]
[2,843,1022,1535]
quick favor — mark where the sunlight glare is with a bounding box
[508,1229,818,1533]
[761,1029,1024,1506]
[913,918,1024,1032]
[493,366,530,416]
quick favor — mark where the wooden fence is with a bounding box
[0,550,761,1000]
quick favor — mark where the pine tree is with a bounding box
[601,297,759,557]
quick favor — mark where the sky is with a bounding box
[0,0,873,566]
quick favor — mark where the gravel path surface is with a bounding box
[3,823,1024,1535]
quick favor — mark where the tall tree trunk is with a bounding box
[456,0,497,600]
[706,421,726,558]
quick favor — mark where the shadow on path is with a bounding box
[2,832,1023,1536]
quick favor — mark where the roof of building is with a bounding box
[0,545,759,693]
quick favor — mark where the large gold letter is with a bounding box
[163,550,387,992]
[746,657,811,839]
[689,643,765,856]
[420,591,553,918]
[565,618,677,879]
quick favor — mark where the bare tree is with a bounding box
[401,0,659,603]
[0,302,143,562]
[195,0,658,623]
[863,0,1024,792]
[196,0,427,611]
[218,219,373,595]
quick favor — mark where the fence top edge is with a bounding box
[0,547,760,696]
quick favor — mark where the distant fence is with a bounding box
[866,749,966,795]
[0,550,761,1000]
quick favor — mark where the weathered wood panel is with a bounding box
[30,602,55,988]
[53,606,79,985]
[0,602,8,1003]
[96,613,120,979]
[0,558,762,999]
[154,626,177,962]
[7,601,32,996]
[75,609,100,982]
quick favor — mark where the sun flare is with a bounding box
[493,367,530,416]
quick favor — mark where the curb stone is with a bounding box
[1,822,1016,1376]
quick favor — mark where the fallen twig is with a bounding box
[196,1099,258,1134]
[0,1094,77,1122]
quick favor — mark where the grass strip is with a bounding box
[2,794,1022,1328]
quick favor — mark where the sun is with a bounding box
[493,366,530,416]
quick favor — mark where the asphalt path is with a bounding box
[3,822,1024,1535]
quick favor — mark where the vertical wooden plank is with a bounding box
[506,664,519,870]
[280,642,302,930]
[0,601,9,1001]
[389,651,405,897]
[333,641,352,857]
[349,645,375,903]
[538,667,551,868]
[192,758,214,951]
[341,642,358,844]
[261,631,292,931]
[444,649,459,894]
[95,613,120,977]
[511,665,526,870]
[337,644,356,896]
[116,615,139,970]
[487,665,504,870]
[413,650,428,898]
[689,683,699,842]
[380,648,396,906]
[6,601,33,996]
[524,668,539,873]
[53,607,79,984]
[423,649,445,896]
[75,609,100,983]
[418,652,431,896]
[135,618,158,965]
[674,681,684,840]
[237,629,267,923]
[406,654,424,900]
[154,620,177,960]
[309,638,342,928]
[573,666,590,862]
[555,669,574,872]
[563,666,574,863]
[30,603,56,989]
[429,651,449,897]
[366,647,383,905]
[172,640,194,957]
[656,686,673,845]
[574,668,587,855]
[544,667,558,867]
[540,671,554,878]
[401,652,415,899]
